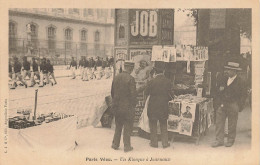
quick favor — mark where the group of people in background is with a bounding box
[70,56,114,81]
[9,56,57,89]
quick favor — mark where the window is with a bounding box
[64,28,72,49]
[48,27,55,38]
[9,22,16,50]
[47,26,56,49]
[9,22,16,36]
[119,25,125,39]
[65,28,72,40]
[81,30,87,41]
[30,24,37,37]
[95,31,100,42]
[29,23,38,49]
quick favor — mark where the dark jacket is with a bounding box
[84,60,90,68]
[111,71,137,120]
[70,60,77,68]
[14,61,22,73]
[79,59,85,67]
[23,61,30,71]
[145,74,173,120]
[32,61,39,72]
[214,75,247,111]
[46,63,54,73]
[89,59,96,68]
[40,62,48,74]
[96,59,102,67]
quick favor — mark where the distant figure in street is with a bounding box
[47,59,57,85]
[212,61,247,148]
[22,56,31,80]
[83,57,90,81]
[89,57,96,79]
[145,62,173,148]
[109,56,114,67]
[95,56,103,80]
[39,58,49,87]
[182,106,192,119]
[70,57,77,79]
[30,57,40,87]
[111,61,137,152]
[79,56,85,80]
[13,56,27,88]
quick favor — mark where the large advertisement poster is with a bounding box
[129,49,153,89]
[129,9,159,45]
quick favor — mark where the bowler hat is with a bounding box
[224,62,242,71]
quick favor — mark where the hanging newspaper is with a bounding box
[164,46,176,62]
[151,45,163,61]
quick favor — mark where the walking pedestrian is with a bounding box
[79,56,85,80]
[95,56,103,80]
[211,61,247,148]
[47,59,57,85]
[145,62,173,148]
[70,57,77,79]
[111,61,137,152]
[83,57,89,81]
[89,57,96,80]
[39,58,49,87]
[13,56,27,88]
[29,57,40,87]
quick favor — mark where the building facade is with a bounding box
[9,8,115,64]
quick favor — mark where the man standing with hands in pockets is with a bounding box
[111,61,137,152]
[212,61,247,148]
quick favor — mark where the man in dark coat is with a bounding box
[29,57,40,87]
[47,59,57,85]
[145,62,173,148]
[111,61,137,152]
[13,56,27,88]
[212,61,247,148]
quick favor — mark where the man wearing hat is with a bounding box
[111,61,137,152]
[145,61,173,148]
[29,57,40,87]
[12,56,27,88]
[212,61,247,148]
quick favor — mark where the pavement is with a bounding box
[6,73,253,165]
